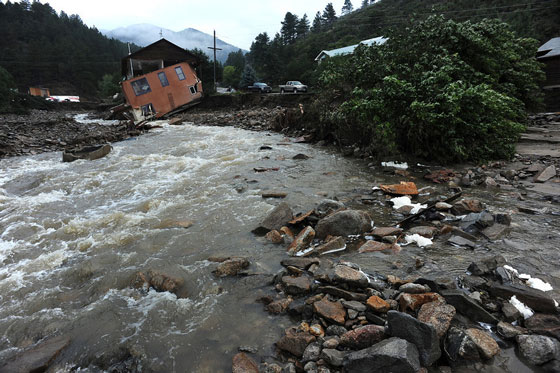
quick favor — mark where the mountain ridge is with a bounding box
[102,24,246,63]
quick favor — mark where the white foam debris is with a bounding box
[321,245,347,255]
[372,186,381,191]
[390,196,427,215]
[555,300,559,308]
[527,277,553,292]
[503,265,553,292]
[510,296,534,319]
[405,234,433,247]
[295,247,314,257]
[381,161,408,170]
[503,265,519,276]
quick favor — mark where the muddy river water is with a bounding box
[0,119,559,372]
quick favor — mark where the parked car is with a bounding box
[279,81,308,93]
[247,82,272,93]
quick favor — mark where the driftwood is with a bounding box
[396,192,463,228]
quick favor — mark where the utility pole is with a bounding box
[207,30,222,90]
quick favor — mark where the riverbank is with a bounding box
[0,110,142,158]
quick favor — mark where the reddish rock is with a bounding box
[340,324,386,349]
[232,352,259,373]
[368,227,403,238]
[287,226,315,256]
[313,296,346,325]
[358,240,400,254]
[265,230,284,244]
[276,327,316,357]
[366,295,390,313]
[465,329,500,359]
[386,275,409,287]
[453,199,484,214]
[380,181,419,196]
[399,293,444,312]
[0,335,70,373]
[418,302,456,338]
[333,265,368,287]
[132,270,184,295]
[309,324,325,337]
[424,169,456,184]
[282,275,313,295]
[280,226,295,240]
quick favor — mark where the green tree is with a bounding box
[312,11,323,32]
[0,66,17,113]
[98,73,120,97]
[222,66,240,88]
[342,0,354,15]
[318,16,544,162]
[322,3,337,26]
[361,0,370,8]
[296,14,310,39]
[189,48,222,93]
[281,12,299,45]
[225,49,246,73]
[239,64,258,88]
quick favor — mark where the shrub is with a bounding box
[317,16,544,162]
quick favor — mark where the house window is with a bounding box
[189,86,196,95]
[175,66,186,80]
[131,78,151,96]
[158,72,169,87]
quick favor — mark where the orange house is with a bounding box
[121,39,203,122]
[29,87,50,97]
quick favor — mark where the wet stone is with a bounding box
[399,283,430,294]
[323,337,340,349]
[232,352,259,373]
[302,342,321,363]
[441,290,499,324]
[281,257,320,270]
[525,313,560,340]
[213,257,250,277]
[277,327,316,358]
[497,321,526,340]
[282,275,313,295]
[317,286,368,302]
[252,202,293,235]
[448,235,476,249]
[534,165,556,183]
[398,293,444,312]
[408,226,438,238]
[0,335,70,373]
[313,296,346,325]
[340,324,386,350]
[467,255,506,276]
[418,301,456,338]
[369,227,403,238]
[343,337,421,373]
[265,229,284,244]
[465,328,500,360]
[341,300,367,312]
[311,236,346,256]
[326,325,348,337]
[386,311,441,366]
[315,210,372,239]
[287,226,315,256]
[516,334,560,366]
[366,295,390,313]
[446,327,482,362]
[454,199,484,214]
[266,298,293,314]
[333,264,369,288]
[321,349,345,367]
[358,240,393,253]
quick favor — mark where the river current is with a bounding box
[0,118,559,372]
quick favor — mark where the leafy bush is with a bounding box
[317,16,544,162]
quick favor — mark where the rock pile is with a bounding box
[230,194,560,372]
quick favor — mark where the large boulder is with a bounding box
[343,337,421,373]
[516,334,560,366]
[315,210,372,239]
[386,310,441,366]
[418,301,456,338]
[213,257,250,277]
[252,202,293,235]
[276,327,316,357]
[340,325,386,350]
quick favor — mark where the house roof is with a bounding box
[314,36,387,61]
[538,37,560,59]
[121,38,200,76]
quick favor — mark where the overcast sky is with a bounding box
[9,0,349,50]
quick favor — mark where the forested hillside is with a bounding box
[245,0,560,85]
[0,1,136,98]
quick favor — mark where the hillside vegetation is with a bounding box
[0,1,134,98]
[244,0,559,85]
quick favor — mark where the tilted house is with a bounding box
[537,37,560,111]
[121,39,203,122]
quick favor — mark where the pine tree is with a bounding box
[322,3,337,25]
[239,64,258,88]
[361,0,370,8]
[312,11,323,32]
[342,0,353,15]
[296,14,310,39]
[280,12,298,44]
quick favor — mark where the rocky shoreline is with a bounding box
[0,110,143,159]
